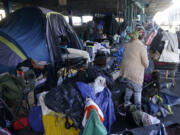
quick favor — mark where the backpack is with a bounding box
[0,75,25,100]
[44,83,84,129]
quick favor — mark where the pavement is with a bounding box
[110,71,180,134]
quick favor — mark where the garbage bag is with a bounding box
[141,112,160,126]
[44,83,84,128]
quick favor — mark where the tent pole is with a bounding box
[3,0,12,16]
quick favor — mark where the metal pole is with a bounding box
[3,0,12,16]
[69,10,73,26]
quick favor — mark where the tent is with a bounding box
[0,7,83,73]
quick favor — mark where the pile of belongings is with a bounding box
[142,88,180,118]
[71,66,116,133]
[126,105,161,127]
[34,66,116,134]
[0,58,65,134]
[16,58,57,92]
[142,70,180,118]
[150,29,180,63]
[85,41,110,62]
[112,47,124,63]
[94,51,110,67]
[0,57,116,135]
[112,47,124,70]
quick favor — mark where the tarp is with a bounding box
[113,47,124,63]
[76,82,116,133]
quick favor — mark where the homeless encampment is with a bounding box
[0,7,83,74]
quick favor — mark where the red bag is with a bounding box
[13,117,28,131]
[145,30,157,46]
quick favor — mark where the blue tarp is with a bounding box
[76,82,116,133]
[113,47,124,63]
[0,7,49,62]
[160,93,180,106]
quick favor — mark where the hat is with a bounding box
[130,31,139,40]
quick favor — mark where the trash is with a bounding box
[141,112,160,126]
[127,105,160,127]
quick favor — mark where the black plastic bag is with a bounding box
[44,83,84,129]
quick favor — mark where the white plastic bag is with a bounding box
[91,76,106,94]
[141,112,160,126]
[159,40,180,63]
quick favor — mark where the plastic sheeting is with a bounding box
[113,47,124,63]
[160,93,180,106]
[76,82,116,133]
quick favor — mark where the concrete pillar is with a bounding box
[126,0,134,32]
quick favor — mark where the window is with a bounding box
[115,17,124,23]
[0,10,6,21]
[82,16,93,23]
[72,16,82,26]
[64,16,69,23]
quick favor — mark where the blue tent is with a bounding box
[0,7,83,73]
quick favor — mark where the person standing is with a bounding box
[119,31,149,109]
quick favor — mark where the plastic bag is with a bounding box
[159,40,179,63]
[141,112,160,126]
[91,76,106,94]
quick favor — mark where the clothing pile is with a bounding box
[0,56,116,135]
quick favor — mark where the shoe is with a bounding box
[117,104,127,116]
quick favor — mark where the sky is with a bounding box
[153,0,180,25]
